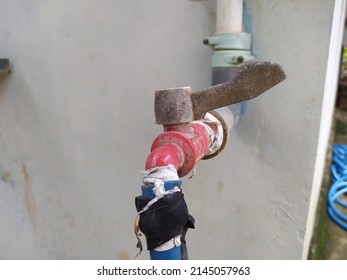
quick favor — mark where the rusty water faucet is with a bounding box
[154,61,286,125]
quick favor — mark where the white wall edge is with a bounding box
[302,0,347,259]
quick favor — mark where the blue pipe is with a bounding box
[141,180,183,260]
[327,145,347,230]
[149,246,181,260]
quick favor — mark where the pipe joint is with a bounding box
[204,32,254,68]
[146,122,210,177]
[204,32,251,50]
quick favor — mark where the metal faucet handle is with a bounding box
[154,61,286,125]
[191,61,286,120]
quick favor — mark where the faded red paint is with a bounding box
[145,122,209,177]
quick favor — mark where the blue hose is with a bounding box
[327,144,347,230]
[141,180,183,260]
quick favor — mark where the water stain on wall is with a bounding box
[22,164,38,232]
[1,170,10,183]
[217,181,224,193]
[117,250,130,260]
[64,213,74,229]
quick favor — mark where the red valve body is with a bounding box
[145,123,209,177]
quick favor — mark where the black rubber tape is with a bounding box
[135,191,195,253]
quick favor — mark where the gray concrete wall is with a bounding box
[0,0,337,259]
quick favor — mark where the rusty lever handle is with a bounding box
[154,61,286,125]
[191,61,286,120]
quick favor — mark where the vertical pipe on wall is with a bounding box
[216,0,243,33]
[209,0,249,143]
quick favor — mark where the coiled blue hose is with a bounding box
[327,144,347,230]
